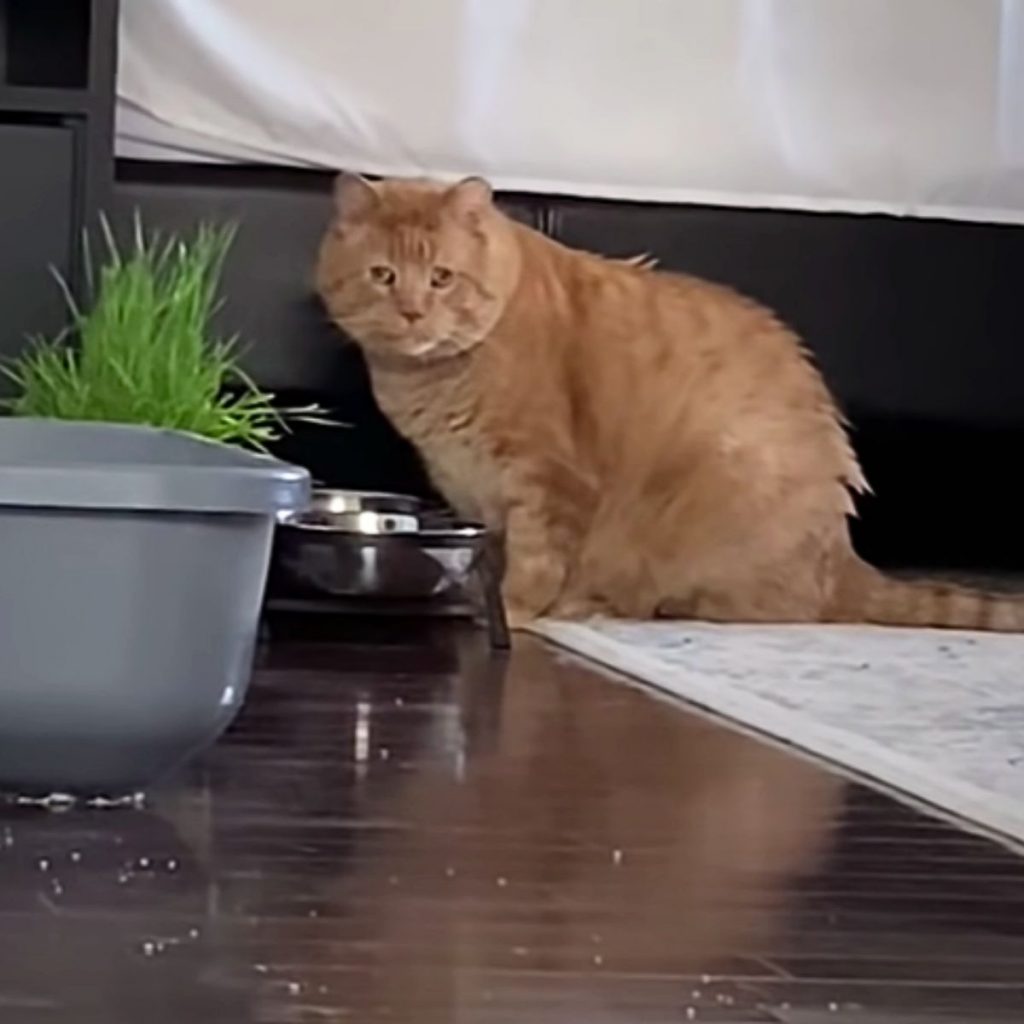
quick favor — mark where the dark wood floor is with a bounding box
[1,622,1023,1023]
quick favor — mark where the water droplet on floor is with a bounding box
[88,793,144,810]
[17,792,76,810]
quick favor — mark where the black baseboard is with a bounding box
[114,161,1024,572]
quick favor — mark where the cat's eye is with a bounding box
[430,266,454,289]
[369,265,396,286]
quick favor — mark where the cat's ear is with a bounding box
[333,172,379,221]
[444,177,493,220]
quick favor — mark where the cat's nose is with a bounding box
[400,309,425,324]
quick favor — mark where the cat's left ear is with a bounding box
[333,172,379,221]
[444,177,493,220]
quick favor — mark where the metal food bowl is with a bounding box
[273,490,490,600]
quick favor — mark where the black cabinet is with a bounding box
[0,0,118,365]
[0,125,76,351]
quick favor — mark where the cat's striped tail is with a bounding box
[832,561,1024,632]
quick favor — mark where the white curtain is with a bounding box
[118,0,1024,224]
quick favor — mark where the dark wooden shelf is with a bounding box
[0,0,117,378]
[1,0,93,93]
[0,84,97,117]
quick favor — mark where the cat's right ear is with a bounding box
[333,172,378,221]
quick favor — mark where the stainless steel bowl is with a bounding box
[272,489,490,600]
[277,490,424,525]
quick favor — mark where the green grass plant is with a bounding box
[4,217,322,449]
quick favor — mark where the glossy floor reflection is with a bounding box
[1,625,1023,1023]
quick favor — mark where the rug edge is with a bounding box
[530,620,1024,854]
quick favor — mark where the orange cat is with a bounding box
[316,174,1023,631]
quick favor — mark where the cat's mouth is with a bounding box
[366,333,482,368]
[405,336,463,358]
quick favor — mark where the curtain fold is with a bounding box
[118,0,1024,224]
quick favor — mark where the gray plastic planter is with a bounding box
[0,419,310,798]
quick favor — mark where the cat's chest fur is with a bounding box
[368,361,504,527]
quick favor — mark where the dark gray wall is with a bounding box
[115,168,430,495]
[0,125,76,350]
[116,162,1024,426]
[552,200,1024,428]
[113,162,1024,570]
[116,170,345,392]
[114,165,539,396]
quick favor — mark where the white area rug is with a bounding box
[532,620,1024,847]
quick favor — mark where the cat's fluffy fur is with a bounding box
[317,174,1023,631]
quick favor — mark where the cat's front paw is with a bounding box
[550,595,603,621]
[503,605,539,632]
[500,559,565,632]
